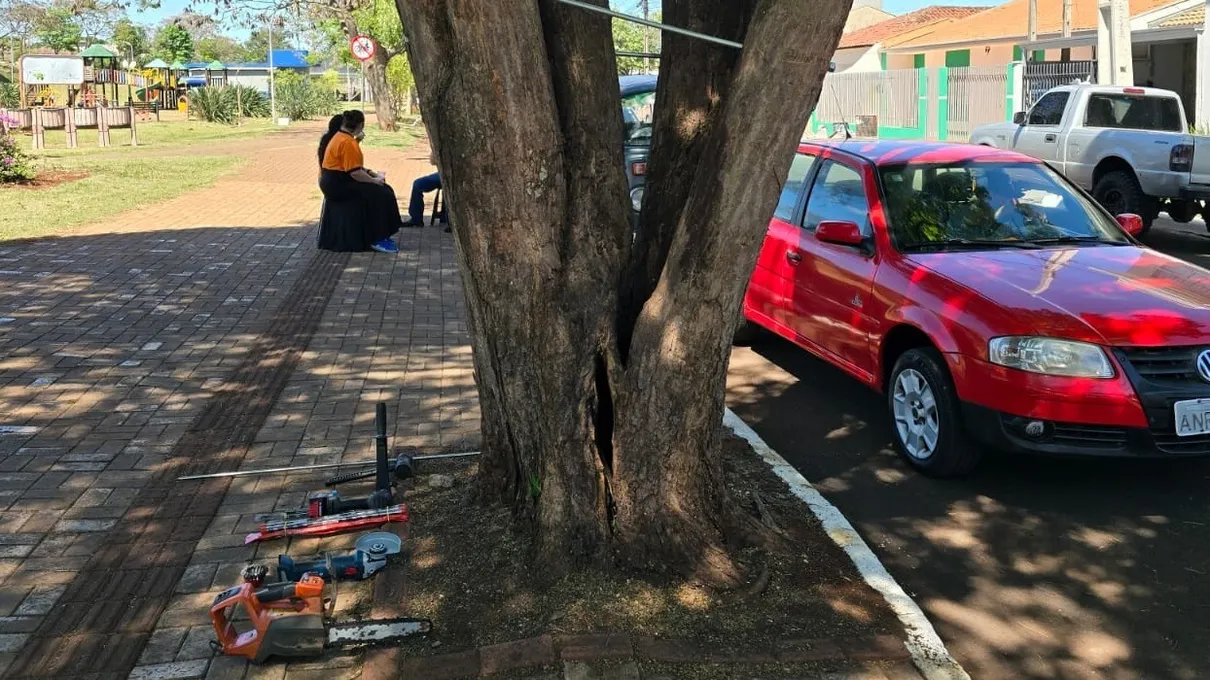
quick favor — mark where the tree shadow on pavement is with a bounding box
[727,336,1210,680]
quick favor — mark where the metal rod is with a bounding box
[555,0,743,49]
[177,451,481,481]
[616,51,661,59]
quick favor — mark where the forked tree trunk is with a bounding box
[397,0,851,582]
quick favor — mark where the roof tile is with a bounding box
[838,6,986,49]
[893,0,1181,49]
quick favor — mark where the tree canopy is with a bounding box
[153,22,194,62]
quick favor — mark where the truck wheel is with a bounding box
[1166,200,1198,224]
[1094,170,1153,234]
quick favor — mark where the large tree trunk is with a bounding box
[397,0,851,582]
[366,47,397,131]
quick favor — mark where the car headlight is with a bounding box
[630,186,644,212]
[988,337,1114,378]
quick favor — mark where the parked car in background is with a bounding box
[739,139,1210,477]
[970,84,1210,235]
[620,75,656,217]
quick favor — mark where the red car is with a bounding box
[739,140,1210,476]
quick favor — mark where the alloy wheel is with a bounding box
[892,368,940,460]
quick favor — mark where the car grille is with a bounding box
[1051,423,1128,450]
[1117,346,1209,387]
[1152,431,1210,455]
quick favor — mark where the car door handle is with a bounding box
[1044,134,1057,143]
[785,251,802,265]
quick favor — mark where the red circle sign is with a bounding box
[350,35,377,62]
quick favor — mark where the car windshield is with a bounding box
[879,161,1131,251]
[621,90,654,145]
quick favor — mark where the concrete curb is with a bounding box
[723,407,971,680]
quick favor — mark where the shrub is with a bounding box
[0,83,18,109]
[274,69,339,121]
[231,85,269,118]
[0,129,35,183]
[190,86,237,124]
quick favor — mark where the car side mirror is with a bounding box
[1115,213,1145,237]
[1013,111,1027,125]
[816,220,865,247]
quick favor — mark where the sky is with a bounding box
[132,0,1004,39]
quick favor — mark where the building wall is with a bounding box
[833,45,884,73]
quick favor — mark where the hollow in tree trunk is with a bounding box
[396,0,852,583]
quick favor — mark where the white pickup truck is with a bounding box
[971,84,1210,235]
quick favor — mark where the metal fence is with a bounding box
[946,66,1009,142]
[814,68,919,136]
[1023,60,1096,108]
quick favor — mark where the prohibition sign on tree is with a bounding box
[350,35,377,62]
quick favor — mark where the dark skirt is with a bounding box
[317,170,404,252]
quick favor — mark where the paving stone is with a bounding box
[176,563,220,594]
[13,586,65,615]
[128,659,210,680]
[563,660,642,680]
[176,625,217,661]
[204,655,247,680]
[139,627,189,665]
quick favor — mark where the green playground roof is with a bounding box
[170,60,186,70]
[80,44,116,58]
[206,60,225,70]
[145,58,169,69]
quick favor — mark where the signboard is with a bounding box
[20,55,85,85]
[350,35,377,62]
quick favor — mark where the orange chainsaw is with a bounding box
[210,565,431,663]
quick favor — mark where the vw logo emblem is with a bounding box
[1198,350,1210,384]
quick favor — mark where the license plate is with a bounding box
[1175,398,1210,437]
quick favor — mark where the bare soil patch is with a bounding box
[2,170,89,190]
[390,431,904,659]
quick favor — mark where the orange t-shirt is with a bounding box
[322,132,364,172]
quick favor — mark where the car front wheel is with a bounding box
[888,348,983,477]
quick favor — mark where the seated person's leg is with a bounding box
[407,173,442,226]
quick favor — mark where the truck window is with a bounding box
[1083,93,1184,132]
[621,91,655,145]
[1028,92,1069,126]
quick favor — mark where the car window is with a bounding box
[803,161,871,235]
[879,161,1130,250]
[773,153,818,222]
[620,90,655,145]
[1028,91,1069,126]
[1083,93,1184,132]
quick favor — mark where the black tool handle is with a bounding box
[254,582,297,603]
[375,403,389,492]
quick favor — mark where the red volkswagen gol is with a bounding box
[739,140,1210,477]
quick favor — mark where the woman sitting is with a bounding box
[316,110,404,253]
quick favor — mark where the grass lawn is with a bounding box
[0,154,244,241]
[360,122,425,151]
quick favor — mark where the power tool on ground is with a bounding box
[276,532,402,582]
[210,565,430,663]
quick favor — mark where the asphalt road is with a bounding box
[726,216,1210,680]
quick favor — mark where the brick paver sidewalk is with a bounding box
[0,127,460,679]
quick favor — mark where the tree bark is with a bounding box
[396,0,851,582]
[338,13,397,131]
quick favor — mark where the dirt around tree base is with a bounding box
[387,432,905,663]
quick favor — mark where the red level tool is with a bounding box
[245,505,409,544]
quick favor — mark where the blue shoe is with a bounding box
[371,238,398,254]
